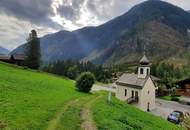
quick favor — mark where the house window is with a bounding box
[148,90,150,94]
[125,89,127,96]
[140,68,143,74]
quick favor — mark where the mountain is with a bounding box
[0,46,9,54]
[12,0,190,65]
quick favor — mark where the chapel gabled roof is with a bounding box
[116,74,160,89]
[116,73,148,89]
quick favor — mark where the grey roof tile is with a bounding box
[116,73,160,89]
[116,73,148,89]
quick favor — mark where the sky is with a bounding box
[0,0,190,51]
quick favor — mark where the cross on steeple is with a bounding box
[143,43,146,56]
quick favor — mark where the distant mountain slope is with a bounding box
[0,46,9,54]
[92,21,189,64]
[12,0,190,64]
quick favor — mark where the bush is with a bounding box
[171,97,180,102]
[171,94,180,97]
[157,86,169,97]
[76,72,95,93]
[179,100,188,105]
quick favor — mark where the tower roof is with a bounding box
[139,55,149,65]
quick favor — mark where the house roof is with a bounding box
[116,73,148,89]
[116,73,159,89]
[12,54,26,60]
[0,55,10,60]
[176,78,190,86]
[0,54,26,61]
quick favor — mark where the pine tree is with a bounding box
[25,30,41,69]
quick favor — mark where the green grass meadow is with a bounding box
[92,94,182,130]
[0,62,84,129]
[0,62,182,130]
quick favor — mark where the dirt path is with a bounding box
[81,96,101,130]
[46,99,78,130]
[46,95,101,130]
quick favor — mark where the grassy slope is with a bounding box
[92,94,182,130]
[0,62,85,129]
[0,62,181,130]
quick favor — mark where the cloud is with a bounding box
[56,0,85,21]
[0,0,63,30]
[86,0,144,21]
[55,0,146,27]
[164,0,190,10]
[0,14,57,50]
[0,0,62,50]
[56,0,190,27]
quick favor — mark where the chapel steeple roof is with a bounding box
[139,55,149,65]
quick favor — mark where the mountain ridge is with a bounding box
[0,46,9,54]
[12,0,190,65]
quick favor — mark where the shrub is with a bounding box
[187,102,190,106]
[171,97,180,102]
[76,72,95,93]
[171,94,180,97]
[157,87,169,97]
[179,100,188,105]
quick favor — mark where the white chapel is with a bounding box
[115,55,159,111]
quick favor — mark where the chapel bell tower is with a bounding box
[138,55,150,79]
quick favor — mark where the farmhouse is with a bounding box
[115,55,158,111]
[0,54,26,65]
[176,78,190,97]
